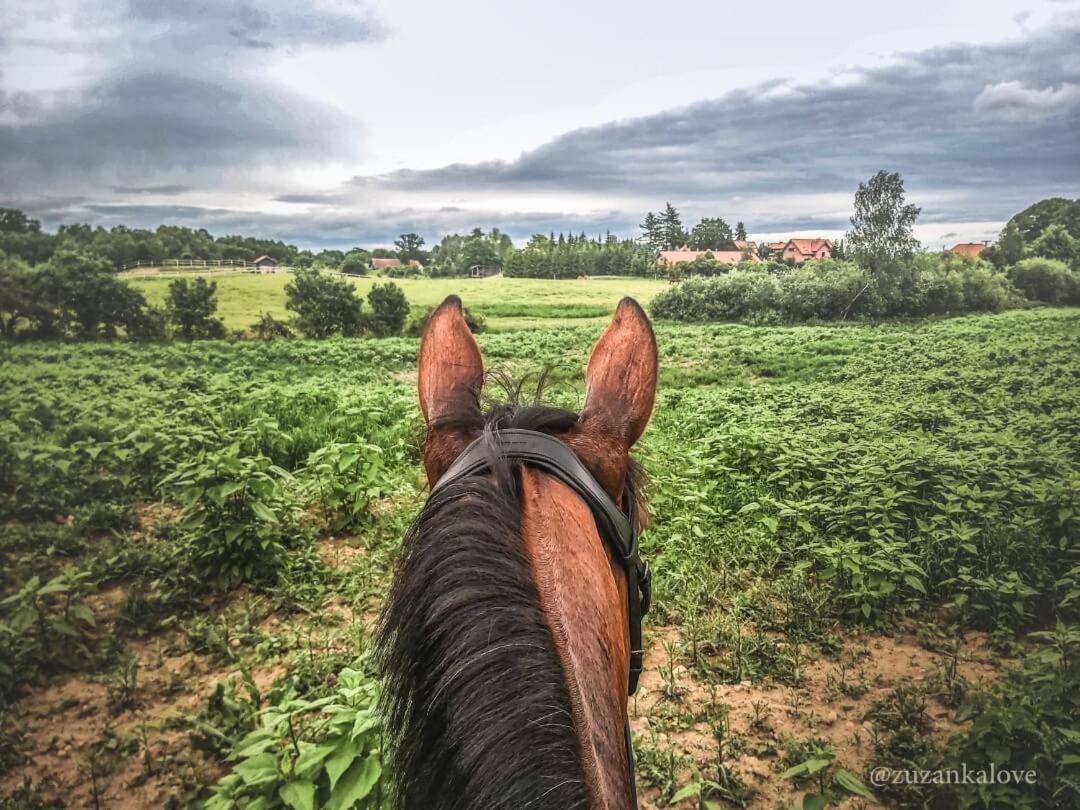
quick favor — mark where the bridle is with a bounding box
[431,427,652,805]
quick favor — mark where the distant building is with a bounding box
[252,255,278,272]
[371,258,424,270]
[948,242,987,258]
[777,239,833,264]
[657,249,760,267]
[469,264,500,278]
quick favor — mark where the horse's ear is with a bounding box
[418,295,484,428]
[579,297,657,449]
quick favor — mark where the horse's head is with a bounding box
[380,295,657,810]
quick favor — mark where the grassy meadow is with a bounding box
[1,289,1078,808]
[126,272,669,332]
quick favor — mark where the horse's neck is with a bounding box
[520,467,633,810]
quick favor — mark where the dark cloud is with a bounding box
[0,71,355,179]
[346,15,1080,226]
[0,0,376,195]
[109,184,192,196]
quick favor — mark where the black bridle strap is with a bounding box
[430,428,650,696]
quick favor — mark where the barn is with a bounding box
[252,255,278,272]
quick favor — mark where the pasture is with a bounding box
[126,273,669,332]
[1,301,1078,808]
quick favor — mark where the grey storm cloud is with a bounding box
[1,72,355,175]
[340,15,1080,227]
[0,0,376,193]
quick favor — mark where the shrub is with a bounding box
[158,438,306,589]
[252,312,294,340]
[339,252,369,276]
[364,282,410,337]
[651,272,781,322]
[167,277,226,339]
[285,269,364,338]
[205,667,385,810]
[1008,258,1079,304]
[957,265,1014,312]
[0,569,97,706]
[778,259,881,321]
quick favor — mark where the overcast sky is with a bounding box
[2,0,1078,249]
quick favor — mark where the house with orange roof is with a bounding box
[947,242,987,258]
[778,238,833,264]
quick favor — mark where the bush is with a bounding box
[167,277,226,339]
[158,437,306,589]
[252,312,294,340]
[778,259,881,321]
[1008,258,1079,304]
[957,265,1014,312]
[285,269,364,338]
[339,252,369,276]
[363,282,410,337]
[651,271,781,322]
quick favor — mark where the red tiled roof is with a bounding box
[948,243,986,257]
[371,258,403,268]
[784,238,832,255]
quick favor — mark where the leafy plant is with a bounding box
[0,569,96,704]
[205,667,386,810]
[159,437,305,589]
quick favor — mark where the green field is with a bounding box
[127,272,669,332]
[1,307,1078,808]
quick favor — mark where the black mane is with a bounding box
[376,389,591,810]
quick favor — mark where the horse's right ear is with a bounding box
[418,295,484,430]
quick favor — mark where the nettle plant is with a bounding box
[0,568,96,704]
[160,439,305,589]
[297,440,387,533]
[206,667,386,810]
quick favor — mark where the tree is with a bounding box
[364,282,410,336]
[1006,197,1080,242]
[688,217,735,250]
[658,203,688,250]
[998,222,1025,266]
[846,171,921,306]
[284,269,363,338]
[735,222,747,242]
[394,233,426,265]
[0,253,40,337]
[0,208,41,234]
[640,212,663,250]
[167,277,226,339]
[1028,223,1079,267]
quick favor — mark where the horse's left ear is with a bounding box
[579,297,658,449]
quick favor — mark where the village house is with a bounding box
[777,238,833,263]
[657,249,760,267]
[948,242,987,258]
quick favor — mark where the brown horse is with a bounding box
[377,295,658,809]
